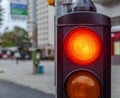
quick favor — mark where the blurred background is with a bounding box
[0,0,120,62]
[0,0,54,60]
[0,0,120,98]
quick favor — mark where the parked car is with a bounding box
[0,53,2,59]
[0,50,2,59]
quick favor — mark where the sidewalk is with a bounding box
[1,60,120,97]
[0,60,55,95]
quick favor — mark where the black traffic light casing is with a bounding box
[56,11,111,98]
[55,0,111,98]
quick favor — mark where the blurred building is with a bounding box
[27,0,55,60]
[93,0,120,64]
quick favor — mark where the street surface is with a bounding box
[0,79,54,98]
[0,60,55,94]
[0,60,120,98]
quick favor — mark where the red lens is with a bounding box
[64,28,102,65]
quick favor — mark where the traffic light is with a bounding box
[56,0,111,98]
[48,0,54,6]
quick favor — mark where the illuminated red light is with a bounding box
[64,28,102,65]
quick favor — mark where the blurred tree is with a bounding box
[0,33,2,46]
[0,31,15,47]
[0,0,4,28]
[12,26,31,46]
[0,26,31,47]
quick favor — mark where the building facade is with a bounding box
[27,0,54,59]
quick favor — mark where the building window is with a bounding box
[114,41,120,55]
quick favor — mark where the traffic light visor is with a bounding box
[64,27,102,65]
[66,71,101,98]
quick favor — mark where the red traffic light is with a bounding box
[66,71,101,98]
[64,27,102,65]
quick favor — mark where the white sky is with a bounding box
[0,0,27,34]
[73,0,76,2]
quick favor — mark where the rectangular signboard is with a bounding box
[10,0,27,20]
[10,3,27,15]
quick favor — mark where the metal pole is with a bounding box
[54,0,73,97]
[55,0,73,18]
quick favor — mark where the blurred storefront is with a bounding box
[111,26,120,64]
[111,26,120,56]
[39,44,54,60]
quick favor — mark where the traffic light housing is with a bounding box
[56,0,111,98]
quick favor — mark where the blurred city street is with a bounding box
[0,0,120,98]
[0,60,55,94]
[0,60,119,97]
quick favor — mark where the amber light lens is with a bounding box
[66,71,101,98]
[64,28,102,65]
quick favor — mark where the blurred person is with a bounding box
[14,51,20,64]
[32,49,41,74]
[6,51,11,59]
[25,53,29,60]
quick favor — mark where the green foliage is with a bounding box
[1,32,15,47]
[0,26,31,47]
[0,1,4,27]
[0,70,4,73]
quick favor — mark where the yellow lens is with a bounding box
[66,71,101,98]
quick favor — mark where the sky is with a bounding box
[73,0,76,2]
[0,0,27,34]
